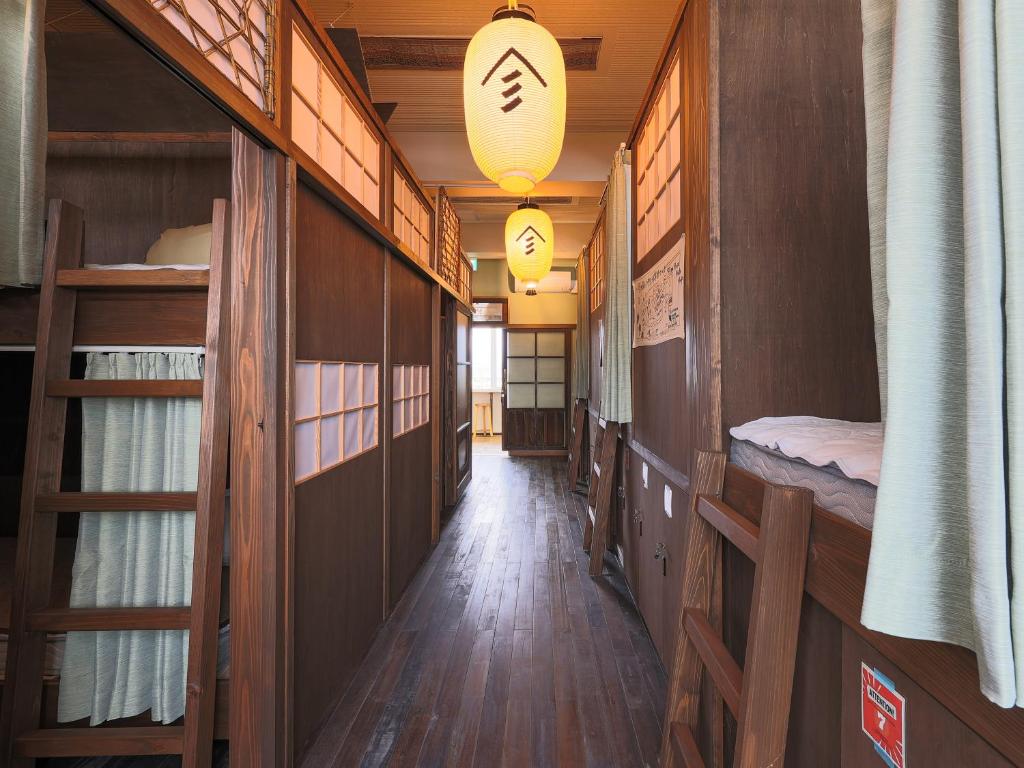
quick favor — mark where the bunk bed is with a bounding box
[0,0,470,763]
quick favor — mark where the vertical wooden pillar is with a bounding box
[431,283,442,544]
[229,129,291,767]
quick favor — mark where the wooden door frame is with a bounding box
[501,325,574,456]
[442,295,473,509]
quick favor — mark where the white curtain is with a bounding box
[0,0,46,287]
[598,147,633,423]
[861,0,1024,707]
[58,353,202,725]
[573,249,590,400]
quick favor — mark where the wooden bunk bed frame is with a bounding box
[0,198,232,764]
[0,0,469,763]
[662,455,1024,766]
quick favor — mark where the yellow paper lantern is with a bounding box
[505,203,554,295]
[464,2,566,194]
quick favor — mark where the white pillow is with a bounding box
[145,223,213,265]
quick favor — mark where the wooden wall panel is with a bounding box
[46,142,231,265]
[842,628,1011,767]
[717,0,880,433]
[292,182,387,756]
[388,255,434,609]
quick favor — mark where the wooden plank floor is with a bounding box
[300,453,668,768]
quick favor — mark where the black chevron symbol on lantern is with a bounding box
[516,225,546,255]
[482,47,547,113]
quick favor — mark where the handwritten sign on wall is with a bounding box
[632,237,684,348]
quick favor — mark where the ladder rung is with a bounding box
[36,492,198,513]
[696,495,759,561]
[14,726,184,757]
[28,607,191,631]
[47,380,204,398]
[57,268,209,290]
[683,608,743,716]
[669,720,706,768]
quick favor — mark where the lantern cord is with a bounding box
[509,0,518,9]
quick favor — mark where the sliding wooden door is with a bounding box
[502,329,571,455]
[443,297,472,506]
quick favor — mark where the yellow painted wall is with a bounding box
[471,259,578,326]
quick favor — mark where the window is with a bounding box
[636,54,681,259]
[505,330,566,410]
[291,25,381,217]
[472,298,508,324]
[150,0,274,114]
[472,327,503,391]
[295,361,379,483]
[393,170,432,264]
[393,364,430,437]
[589,217,606,312]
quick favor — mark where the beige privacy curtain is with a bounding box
[598,147,632,423]
[59,353,202,725]
[861,0,1024,707]
[573,249,590,400]
[0,0,46,287]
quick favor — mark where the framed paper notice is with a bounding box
[632,237,684,348]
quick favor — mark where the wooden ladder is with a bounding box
[660,451,813,768]
[0,199,232,767]
[581,419,619,576]
[566,397,587,490]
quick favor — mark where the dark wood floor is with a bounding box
[300,452,668,768]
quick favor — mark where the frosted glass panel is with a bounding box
[507,333,535,357]
[537,358,565,382]
[320,127,343,184]
[536,332,565,357]
[537,384,564,409]
[291,31,318,102]
[362,364,378,405]
[507,384,535,409]
[345,364,362,409]
[291,93,319,161]
[393,401,403,435]
[321,363,341,413]
[320,415,341,467]
[363,128,379,179]
[345,152,361,199]
[296,363,318,420]
[295,421,318,480]
[343,101,361,151]
[404,399,413,428]
[321,76,342,134]
[344,412,360,456]
[393,365,403,398]
[362,407,377,448]
[507,358,535,383]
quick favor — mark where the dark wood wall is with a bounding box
[388,254,434,609]
[717,0,880,433]
[616,0,882,746]
[293,183,387,757]
[46,141,232,265]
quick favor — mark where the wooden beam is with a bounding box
[15,727,185,758]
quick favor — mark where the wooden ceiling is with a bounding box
[307,0,680,133]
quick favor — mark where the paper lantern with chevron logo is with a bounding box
[505,203,554,295]
[464,2,566,194]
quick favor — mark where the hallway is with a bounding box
[300,454,668,767]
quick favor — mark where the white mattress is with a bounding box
[729,417,883,530]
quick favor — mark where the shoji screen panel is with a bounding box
[291,25,381,218]
[589,215,606,312]
[149,0,274,113]
[392,167,432,264]
[636,54,681,260]
[392,364,430,437]
[295,361,380,482]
